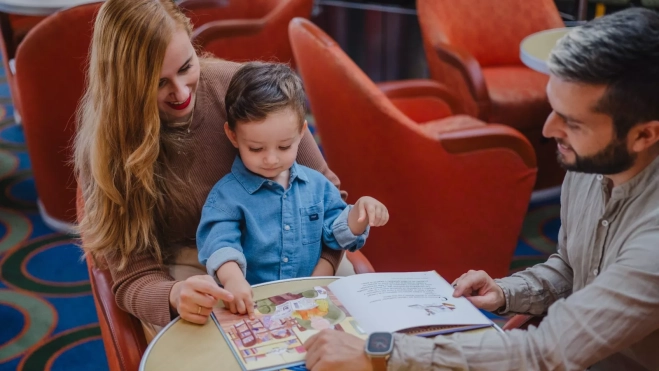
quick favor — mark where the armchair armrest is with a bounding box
[346,251,375,274]
[502,314,545,331]
[438,123,537,169]
[377,79,462,116]
[79,185,146,371]
[191,19,264,48]
[87,255,147,371]
[432,42,490,120]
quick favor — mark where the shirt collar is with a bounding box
[231,157,308,194]
[605,154,659,201]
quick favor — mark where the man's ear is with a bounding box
[224,122,239,148]
[630,120,659,153]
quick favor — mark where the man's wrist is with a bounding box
[365,332,394,371]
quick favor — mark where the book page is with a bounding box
[328,271,492,333]
[212,286,367,371]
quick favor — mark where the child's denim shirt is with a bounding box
[197,157,369,285]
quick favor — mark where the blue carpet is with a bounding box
[0,71,559,370]
[0,66,108,371]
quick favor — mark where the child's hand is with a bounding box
[355,196,389,227]
[223,275,255,319]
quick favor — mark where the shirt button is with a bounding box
[282,257,289,263]
[593,269,599,275]
[601,220,609,227]
[284,225,291,231]
[268,181,273,186]
[597,175,603,181]
[283,194,287,199]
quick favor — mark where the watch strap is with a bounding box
[371,355,388,371]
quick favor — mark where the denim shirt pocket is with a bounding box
[300,201,324,245]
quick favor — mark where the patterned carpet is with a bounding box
[0,67,108,371]
[0,69,559,370]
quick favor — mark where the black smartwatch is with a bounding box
[365,332,394,371]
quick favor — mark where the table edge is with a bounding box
[139,276,340,371]
[519,27,571,75]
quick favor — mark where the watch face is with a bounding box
[366,332,393,355]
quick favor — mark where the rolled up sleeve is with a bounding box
[494,187,573,315]
[327,205,369,251]
[197,203,246,278]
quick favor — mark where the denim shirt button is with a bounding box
[282,257,289,263]
[283,194,287,199]
[284,225,291,231]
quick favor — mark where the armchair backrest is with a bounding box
[417,0,564,67]
[186,0,312,66]
[179,0,279,28]
[289,18,536,280]
[14,3,102,225]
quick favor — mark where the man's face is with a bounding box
[542,75,636,175]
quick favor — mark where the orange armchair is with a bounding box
[0,13,46,124]
[289,18,537,282]
[14,3,102,231]
[77,188,148,371]
[179,0,313,66]
[416,0,565,189]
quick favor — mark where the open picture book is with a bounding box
[211,271,494,371]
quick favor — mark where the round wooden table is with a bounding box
[520,28,571,75]
[0,0,101,15]
[140,276,498,371]
[140,277,339,371]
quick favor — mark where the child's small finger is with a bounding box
[246,297,255,320]
[236,299,246,315]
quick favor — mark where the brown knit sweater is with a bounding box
[106,59,344,327]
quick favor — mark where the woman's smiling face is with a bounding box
[157,28,200,122]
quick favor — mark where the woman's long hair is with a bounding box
[74,0,194,269]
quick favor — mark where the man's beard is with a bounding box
[556,138,636,175]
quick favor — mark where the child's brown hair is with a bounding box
[225,61,306,131]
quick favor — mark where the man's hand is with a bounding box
[304,330,372,371]
[452,270,506,311]
[169,275,234,325]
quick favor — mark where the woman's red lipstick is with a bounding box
[167,93,192,110]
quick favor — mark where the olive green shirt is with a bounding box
[389,155,659,371]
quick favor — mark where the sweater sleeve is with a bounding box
[296,128,345,272]
[106,251,177,327]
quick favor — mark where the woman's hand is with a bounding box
[348,196,390,235]
[311,258,335,276]
[169,275,234,324]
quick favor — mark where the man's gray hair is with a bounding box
[548,8,659,137]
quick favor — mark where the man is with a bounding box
[303,8,659,371]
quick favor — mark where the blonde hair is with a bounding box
[74,0,194,269]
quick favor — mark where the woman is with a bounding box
[74,0,344,339]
